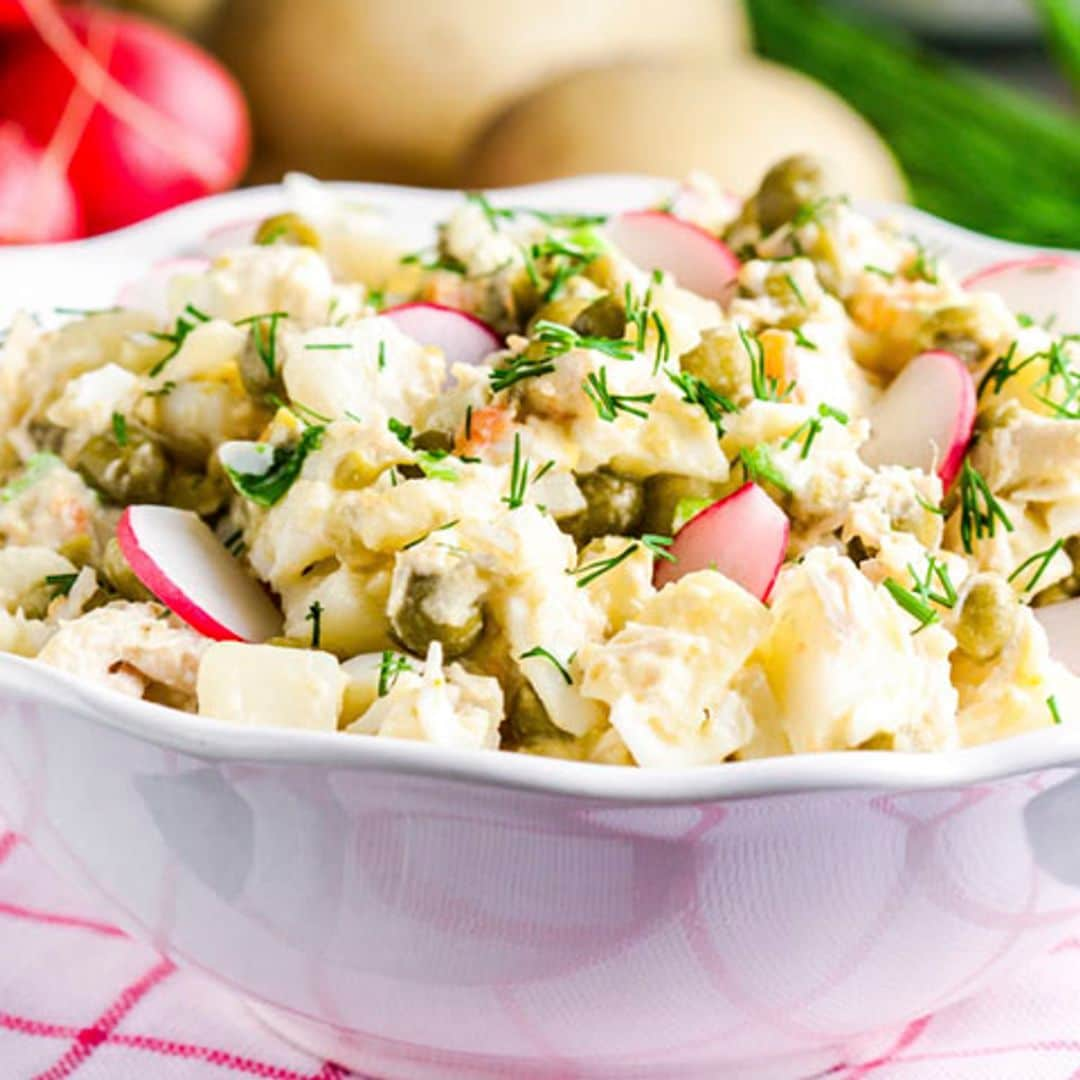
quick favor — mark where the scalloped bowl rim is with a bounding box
[0,173,1075,803]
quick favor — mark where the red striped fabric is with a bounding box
[2,820,1080,1078]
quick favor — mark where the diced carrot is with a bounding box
[455,405,512,456]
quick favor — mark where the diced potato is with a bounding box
[197,642,344,731]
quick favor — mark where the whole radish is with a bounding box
[0,120,83,242]
[0,2,250,235]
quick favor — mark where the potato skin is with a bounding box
[463,60,906,202]
[210,0,745,185]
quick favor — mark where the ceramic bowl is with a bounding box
[2,177,1080,1080]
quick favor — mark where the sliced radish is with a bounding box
[202,217,259,257]
[1035,598,1080,675]
[116,256,210,321]
[117,505,282,642]
[383,302,500,366]
[605,210,739,302]
[861,349,975,488]
[962,255,1080,336]
[655,482,789,602]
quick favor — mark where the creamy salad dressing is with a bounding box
[1,157,1078,768]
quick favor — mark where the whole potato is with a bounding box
[211,0,747,185]
[463,59,906,201]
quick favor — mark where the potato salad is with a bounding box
[3,157,1079,768]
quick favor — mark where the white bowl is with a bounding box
[2,177,1080,1079]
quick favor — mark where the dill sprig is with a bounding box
[532,319,634,362]
[520,646,573,685]
[738,444,793,494]
[522,233,604,302]
[111,412,128,447]
[490,354,557,392]
[235,311,287,378]
[668,370,739,436]
[44,572,78,598]
[149,303,211,376]
[402,519,460,551]
[781,402,849,459]
[740,325,795,402]
[400,249,468,275]
[642,533,676,563]
[503,431,529,509]
[305,601,324,648]
[583,366,655,422]
[883,577,941,633]
[791,326,818,351]
[1008,538,1065,591]
[1048,694,1064,725]
[570,543,640,587]
[906,554,958,609]
[958,460,1014,553]
[378,651,415,697]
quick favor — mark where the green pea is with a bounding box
[102,537,153,602]
[76,429,169,505]
[500,681,571,751]
[254,212,321,249]
[571,295,626,340]
[955,574,1017,661]
[755,154,826,235]
[561,469,644,545]
[390,572,485,660]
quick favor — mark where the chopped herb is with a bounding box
[781,402,849,459]
[304,342,354,351]
[864,264,896,280]
[377,650,414,697]
[783,272,807,308]
[365,288,386,311]
[582,366,655,422]
[1017,313,1036,328]
[738,444,793,494]
[520,645,573,685]
[466,190,514,230]
[791,194,847,229]
[883,576,940,633]
[522,234,603,302]
[490,354,556,393]
[1008,538,1065,592]
[416,451,459,482]
[222,425,325,507]
[531,459,555,483]
[624,281,654,351]
[570,543,640,587]
[906,554,958,609]
[1030,341,1080,419]
[145,381,176,398]
[402,519,460,550]
[503,431,529,509]
[400,249,467,274]
[908,237,939,284]
[916,493,947,516]
[532,319,634,363]
[791,326,818,351]
[388,417,413,447]
[977,342,1031,398]
[54,305,121,317]
[235,311,287,378]
[741,325,795,402]
[651,311,671,374]
[514,208,608,228]
[642,533,676,563]
[958,460,1014,554]
[284,399,332,426]
[305,601,323,648]
[377,341,387,370]
[148,304,211,376]
[1,454,60,503]
[223,529,245,555]
[344,409,363,424]
[464,404,473,441]
[111,412,128,447]
[1048,694,1063,725]
[44,572,78,598]
[668,370,739,436]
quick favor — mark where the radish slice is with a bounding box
[655,482,789,602]
[116,256,210,320]
[117,505,282,642]
[861,349,975,488]
[202,217,259,256]
[1035,598,1080,675]
[383,302,500,366]
[606,210,739,301]
[962,255,1080,336]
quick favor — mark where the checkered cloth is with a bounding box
[3,820,1080,1079]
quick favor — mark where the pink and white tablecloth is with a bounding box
[3,819,1080,1080]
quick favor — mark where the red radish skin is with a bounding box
[962,255,1080,336]
[0,3,249,235]
[117,506,282,643]
[861,349,975,488]
[655,482,789,602]
[0,121,82,242]
[0,0,30,28]
[606,210,740,301]
[383,302,501,366]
